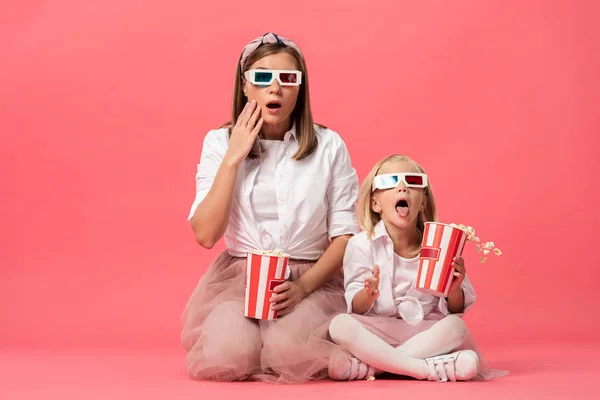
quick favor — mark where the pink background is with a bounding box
[1,0,599,353]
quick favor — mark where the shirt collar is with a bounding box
[373,220,390,241]
[258,122,298,144]
[285,122,298,142]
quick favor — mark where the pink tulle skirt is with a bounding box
[181,251,346,383]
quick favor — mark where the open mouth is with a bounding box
[395,199,409,218]
[266,101,282,109]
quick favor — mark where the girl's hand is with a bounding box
[449,255,466,293]
[364,265,380,299]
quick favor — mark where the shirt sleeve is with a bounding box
[436,274,477,316]
[187,130,228,221]
[326,134,360,238]
[343,237,375,314]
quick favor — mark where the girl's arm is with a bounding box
[343,237,379,314]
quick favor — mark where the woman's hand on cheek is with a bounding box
[224,100,263,166]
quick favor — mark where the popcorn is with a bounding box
[449,224,475,241]
[367,375,376,381]
[249,249,290,257]
[449,223,502,264]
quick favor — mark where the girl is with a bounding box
[181,33,360,383]
[328,154,503,382]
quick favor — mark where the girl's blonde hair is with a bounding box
[358,154,439,239]
[220,43,321,161]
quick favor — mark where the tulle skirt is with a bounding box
[181,251,346,383]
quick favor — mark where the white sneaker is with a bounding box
[328,350,376,381]
[424,350,479,382]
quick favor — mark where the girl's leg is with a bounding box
[328,314,429,379]
[328,314,478,382]
[396,315,468,358]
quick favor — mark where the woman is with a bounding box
[181,32,359,383]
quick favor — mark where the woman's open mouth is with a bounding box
[265,100,282,114]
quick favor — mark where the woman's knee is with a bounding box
[190,301,262,376]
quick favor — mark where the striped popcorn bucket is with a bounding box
[244,251,290,320]
[416,222,468,297]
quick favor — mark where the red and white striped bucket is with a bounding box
[416,222,468,297]
[244,251,290,320]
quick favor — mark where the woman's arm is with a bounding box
[191,158,242,248]
[191,101,263,248]
[296,234,351,293]
[270,234,350,314]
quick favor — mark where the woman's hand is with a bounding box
[223,100,263,166]
[269,281,309,315]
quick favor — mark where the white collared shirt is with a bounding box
[343,220,476,321]
[188,125,360,260]
[250,139,285,248]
